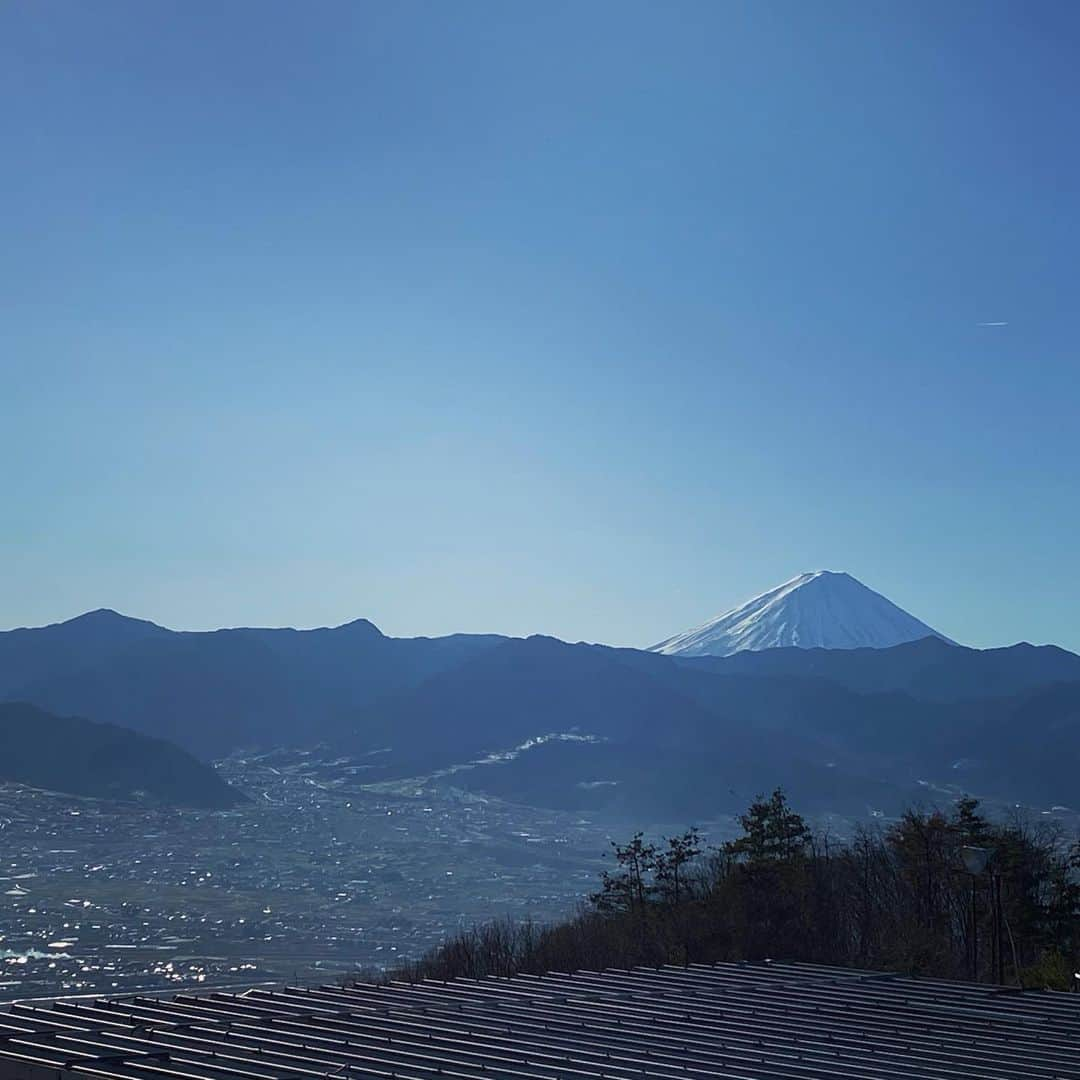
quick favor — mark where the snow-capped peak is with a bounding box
[650,570,953,657]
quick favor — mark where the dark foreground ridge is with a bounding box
[1,961,1079,1080]
[0,702,243,809]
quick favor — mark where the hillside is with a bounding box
[1,611,505,758]
[0,702,243,808]
[349,634,1080,816]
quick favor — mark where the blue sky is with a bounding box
[3,2,1078,650]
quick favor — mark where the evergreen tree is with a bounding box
[725,788,810,862]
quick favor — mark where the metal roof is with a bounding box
[1,961,1078,1080]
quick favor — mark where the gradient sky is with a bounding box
[3,2,1079,651]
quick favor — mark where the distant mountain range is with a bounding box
[684,634,1080,700]
[348,634,1080,817]
[0,609,503,759]
[2,599,1079,818]
[651,571,952,656]
[0,701,242,808]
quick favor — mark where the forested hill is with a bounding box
[402,791,1080,990]
[0,702,243,808]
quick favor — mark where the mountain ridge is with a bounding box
[0,609,507,758]
[2,606,1080,818]
[344,633,1080,815]
[680,634,1080,700]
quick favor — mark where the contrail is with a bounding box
[977,321,1008,327]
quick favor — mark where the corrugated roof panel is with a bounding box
[0,962,1078,1080]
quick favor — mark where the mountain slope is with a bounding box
[681,636,1080,701]
[1,611,507,758]
[0,608,170,694]
[651,571,953,657]
[0,702,243,808]
[350,635,722,758]
[346,634,1080,816]
[347,635,906,816]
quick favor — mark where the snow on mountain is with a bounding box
[651,570,954,657]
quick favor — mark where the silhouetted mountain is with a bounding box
[0,609,169,693]
[341,637,935,815]
[1,611,506,758]
[682,635,1080,701]
[0,702,242,808]
[351,635,723,756]
[936,681,1080,806]
[346,635,1080,817]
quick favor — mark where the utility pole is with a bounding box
[970,873,978,981]
[961,846,992,983]
[993,873,1004,986]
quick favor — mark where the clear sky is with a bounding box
[3,2,1078,651]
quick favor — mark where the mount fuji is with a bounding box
[650,571,954,657]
